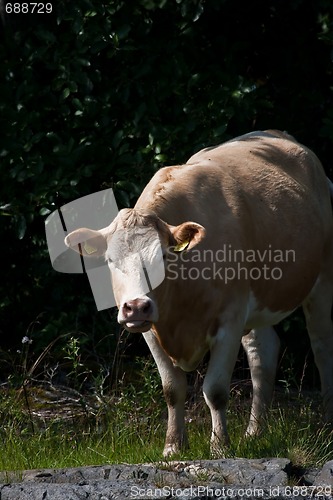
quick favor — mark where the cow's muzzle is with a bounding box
[118,297,156,332]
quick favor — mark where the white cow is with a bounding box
[65,130,333,456]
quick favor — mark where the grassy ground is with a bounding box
[0,369,332,472]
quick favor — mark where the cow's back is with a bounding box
[137,130,331,234]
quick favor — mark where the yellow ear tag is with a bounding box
[83,242,98,255]
[174,240,190,252]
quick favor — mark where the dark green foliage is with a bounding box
[0,0,332,382]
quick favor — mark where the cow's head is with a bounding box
[65,208,205,332]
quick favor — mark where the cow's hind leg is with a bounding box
[241,327,280,437]
[302,275,333,423]
[143,331,188,457]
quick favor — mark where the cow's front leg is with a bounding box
[143,331,188,457]
[203,326,243,456]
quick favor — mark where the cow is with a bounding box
[65,130,333,457]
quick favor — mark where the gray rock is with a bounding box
[181,458,290,486]
[0,458,332,500]
[0,459,291,499]
[302,467,322,485]
[314,460,333,486]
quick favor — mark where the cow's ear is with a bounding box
[171,222,206,251]
[65,228,107,257]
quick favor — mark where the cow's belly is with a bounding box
[245,307,293,329]
[245,292,294,329]
[154,290,297,372]
[171,349,207,372]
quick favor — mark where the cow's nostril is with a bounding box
[122,298,153,320]
[143,302,151,314]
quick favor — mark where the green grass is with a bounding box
[4,325,330,472]
[183,395,333,468]
[0,424,165,471]
[0,381,332,473]
[1,339,332,471]
[0,413,163,471]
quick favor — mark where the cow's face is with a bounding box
[65,209,205,333]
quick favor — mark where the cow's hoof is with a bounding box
[244,426,262,438]
[210,435,231,459]
[163,443,182,458]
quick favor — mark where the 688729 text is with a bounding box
[5,3,52,13]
